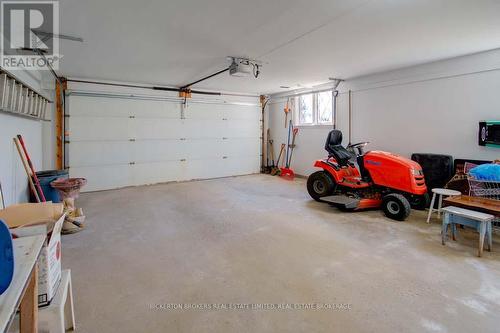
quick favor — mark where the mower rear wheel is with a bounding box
[307,171,335,201]
[382,193,411,221]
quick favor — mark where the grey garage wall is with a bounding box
[268,48,500,176]
[0,69,54,205]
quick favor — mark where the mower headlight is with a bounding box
[411,169,423,176]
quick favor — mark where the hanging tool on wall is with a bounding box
[284,98,291,128]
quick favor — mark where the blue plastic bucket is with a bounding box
[0,219,13,295]
[30,169,69,203]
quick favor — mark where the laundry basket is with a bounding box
[469,177,500,199]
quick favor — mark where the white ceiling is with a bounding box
[58,0,500,95]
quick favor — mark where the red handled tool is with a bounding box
[284,98,290,128]
[16,135,46,202]
[280,122,298,180]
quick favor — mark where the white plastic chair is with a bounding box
[38,269,75,332]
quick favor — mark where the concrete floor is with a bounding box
[62,174,500,333]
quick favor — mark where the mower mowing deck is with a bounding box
[321,195,360,210]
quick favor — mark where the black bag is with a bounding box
[411,153,454,207]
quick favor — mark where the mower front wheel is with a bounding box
[410,193,430,210]
[307,171,334,201]
[382,193,411,221]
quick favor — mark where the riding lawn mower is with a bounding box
[307,130,429,221]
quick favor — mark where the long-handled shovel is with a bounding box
[0,181,5,209]
[269,138,275,168]
[271,144,285,175]
[264,129,276,173]
[284,98,290,128]
[17,135,46,201]
[13,137,43,202]
[280,121,298,180]
[287,127,299,167]
[284,120,292,166]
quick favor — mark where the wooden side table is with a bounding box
[0,235,45,333]
[443,195,500,217]
[427,188,462,223]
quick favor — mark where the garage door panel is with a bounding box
[222,139,260,157]
[69,141,130,167]
[131,140,186,162]
[183,139,259,159]
[183,119,226,138]
[68,95,260,192]
[69,96,130,117]
[225,120,260,138]
[132,118,184,139]
[135,101,180,118]
[224,156,260,175]
[183,139,225,159]
[69,96,179,118]
[69,117,130,141]
[132,161,183,185]
[69,165,131,192]
[223,105,260,120]
[185,103,224,120]
[186,156,258,180]
[185,158,229,179]
[69,96,135,117]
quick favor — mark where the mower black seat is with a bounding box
[325,130,352,167]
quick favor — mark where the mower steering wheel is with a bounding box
[347,142,369,149]
[347,142,370,156]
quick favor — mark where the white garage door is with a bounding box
[67,95,260,192]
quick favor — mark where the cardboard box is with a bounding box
[1,203,64,306]
[0,202,63,228]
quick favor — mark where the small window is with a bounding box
[317,91,332,124]
[294,91,333,126]
[298,94,313,124]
